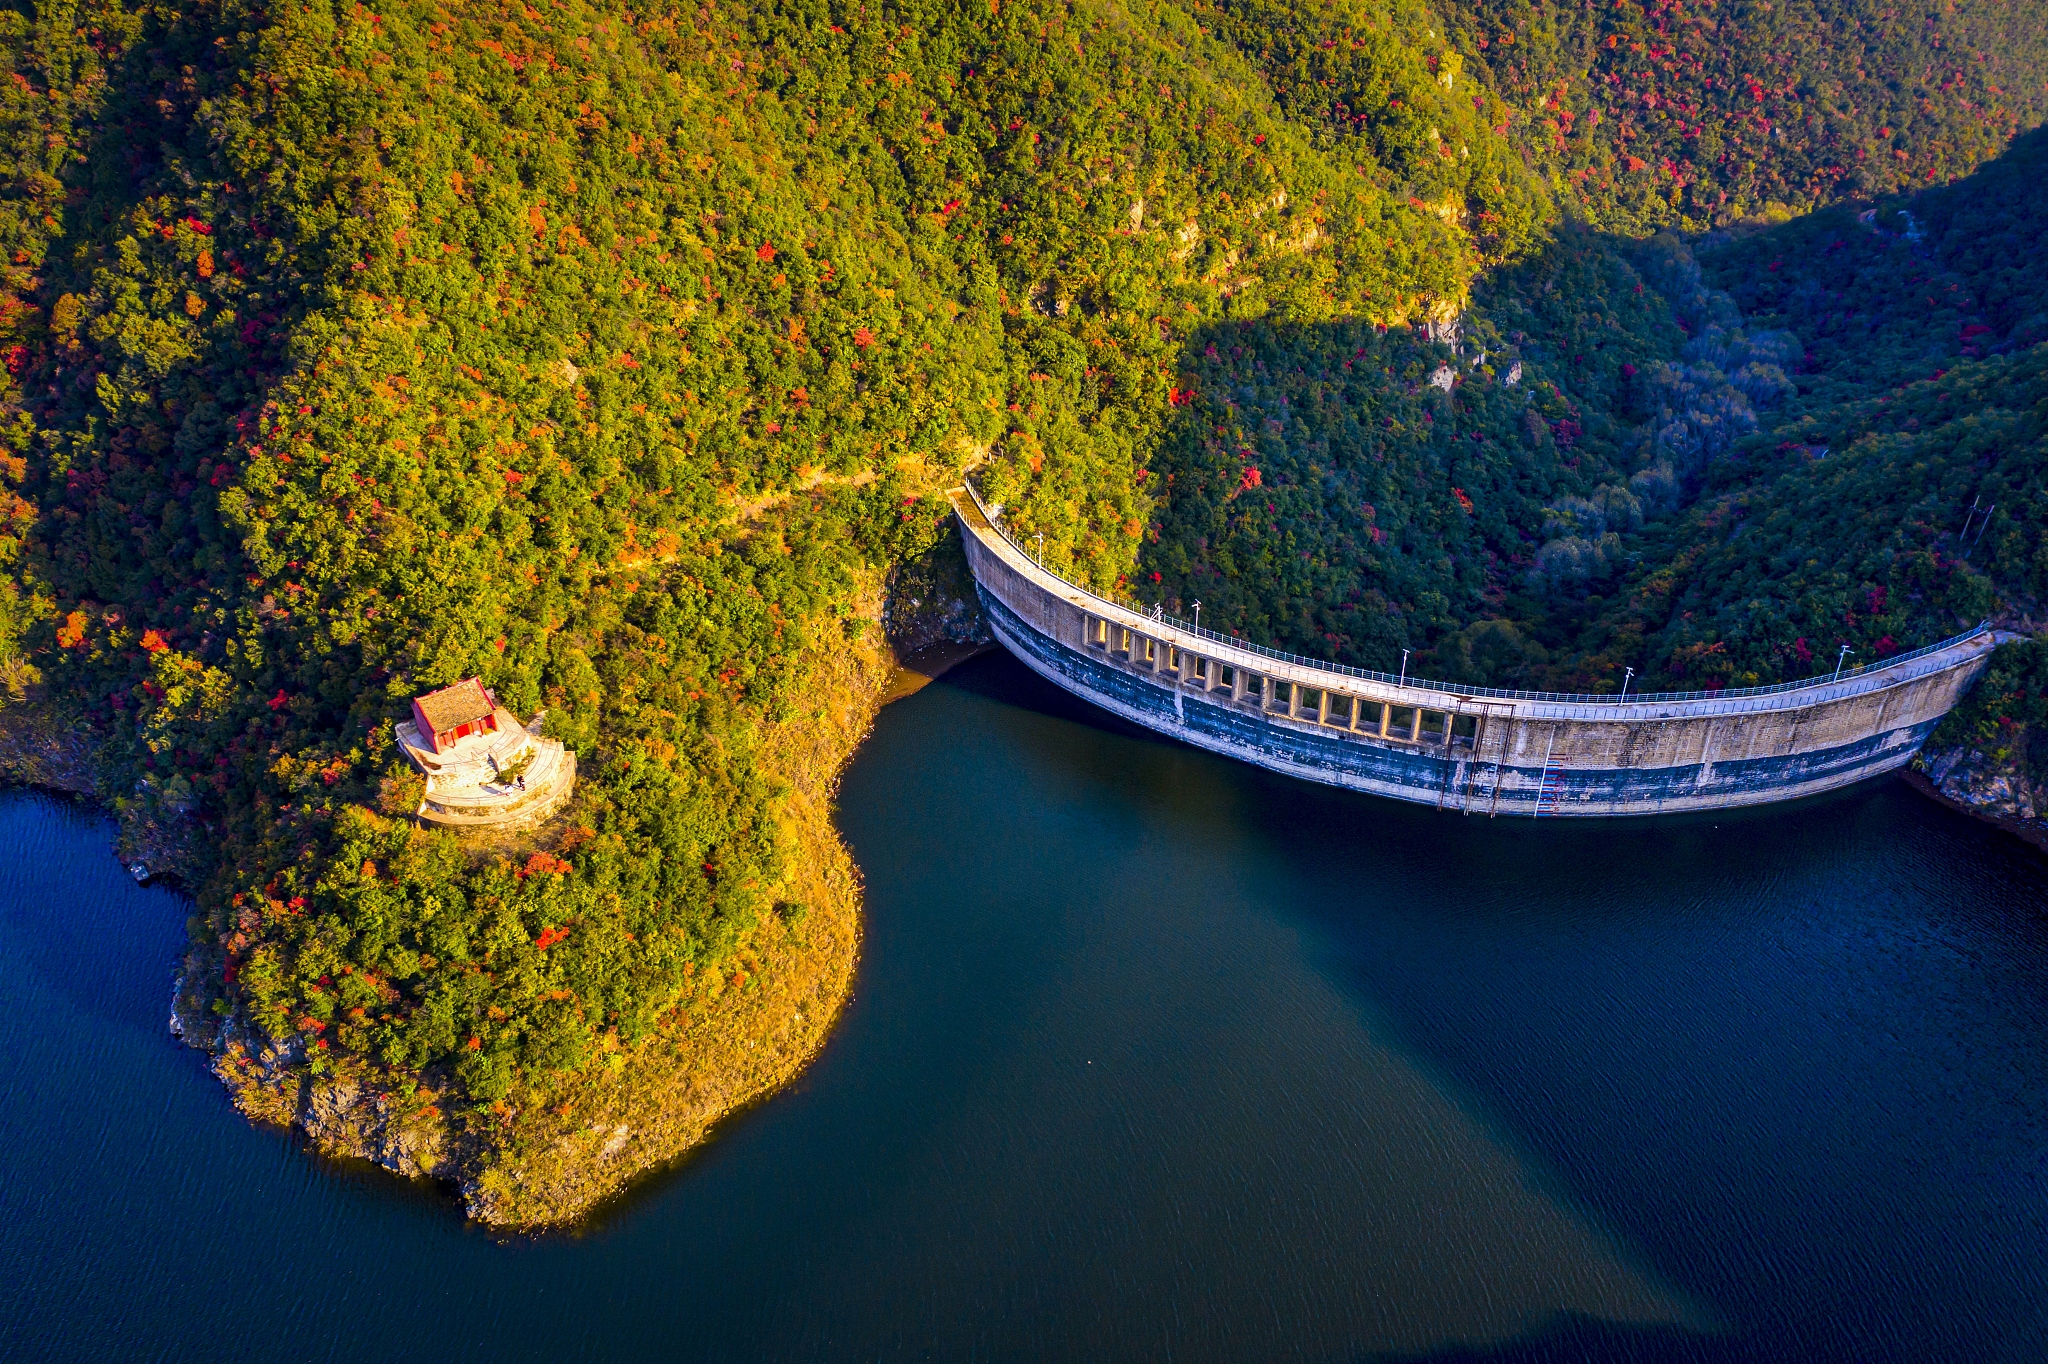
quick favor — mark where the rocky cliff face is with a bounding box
[881,523,991,659]
[171,964,466,1183]
[1920,742,2040,823]
[0,704,97,798]
[1915,734,2046,836]
[1908,637,2048,848]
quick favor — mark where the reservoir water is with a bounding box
[2,652,2046,1362]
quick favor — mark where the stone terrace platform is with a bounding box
[397,707,577,829]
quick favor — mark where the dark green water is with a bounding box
[3,652,2047,1362]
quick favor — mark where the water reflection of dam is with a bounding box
[953,485,2000,817]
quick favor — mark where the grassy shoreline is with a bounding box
[458,614,891,1226]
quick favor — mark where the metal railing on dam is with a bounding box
[953,480,2003,816]
[960,479,1989,714]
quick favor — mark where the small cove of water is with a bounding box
[2,651,2046,1362]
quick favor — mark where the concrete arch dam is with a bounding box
[953,486,2001,817]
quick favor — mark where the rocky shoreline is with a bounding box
[1905,742,2048,859]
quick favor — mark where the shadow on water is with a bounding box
[3,650,2047,1363]
[923,648,2048,1363]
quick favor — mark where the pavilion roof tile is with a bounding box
[415,678,494,735]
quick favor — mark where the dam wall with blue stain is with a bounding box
[953,488,1999,817]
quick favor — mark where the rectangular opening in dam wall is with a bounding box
[1063,608,1487,754]
[1072,620,1489,750]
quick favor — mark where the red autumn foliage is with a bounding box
[519,851,574,880]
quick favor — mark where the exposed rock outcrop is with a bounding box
[1920,741,2041,823]
[0,702,96,797]
[881,521,990,658]
[1906,636,2048,853]
[172,968,465,1181]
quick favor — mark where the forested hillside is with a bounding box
[0,0,1544,1221]
[1581,124,2048,689]
[1132,232,1683,670]
[0,0,2043,1221]
[1457,0,2048,234]
[1137,103,2048,697]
